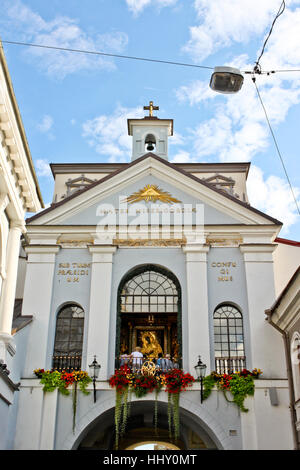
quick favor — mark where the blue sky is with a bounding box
[1,0,300,240]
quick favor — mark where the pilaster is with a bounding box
[22,245,60,376]
[240,243,286,376]
[182,244,210,374]
[0,220,24,362]
[86,245,117,379]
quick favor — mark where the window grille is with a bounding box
[213,304,246,374]
[52,304,84,371]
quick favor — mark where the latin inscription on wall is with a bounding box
[57,262,91,283]
[211,261,236,282]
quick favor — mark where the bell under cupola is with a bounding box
[127,101,173,161]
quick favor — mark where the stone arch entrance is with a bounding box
[116,264,182,365]
[75,400,218,450]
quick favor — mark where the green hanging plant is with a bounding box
[163,369,194,442]
[202,368,262,412]
[109,365,195,448]
[154,385,162,435]
[168,391,173,439]
[34,369,92,433]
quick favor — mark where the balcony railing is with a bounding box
[52,354,82,372]
[215,356,246,374]
[115,356,182,373]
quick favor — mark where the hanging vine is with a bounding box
[203,368,262,412]
[34,369,92,433]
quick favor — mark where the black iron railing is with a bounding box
[215,356,246,374]
[115,356,182,372]
[52,354,82,372]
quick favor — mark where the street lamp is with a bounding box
[89,355,101,403]
[194,356,207,403]
[210,66,244,94]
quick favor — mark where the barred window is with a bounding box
[213,304,245,373]
[52,304,84,369]
[121,270,178,314]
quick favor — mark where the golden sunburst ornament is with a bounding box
[124,184,181,204]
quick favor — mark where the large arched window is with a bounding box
[116,265,182,366]
[213,304,245,374]
[52,304,85,371]
[120,269,178,314]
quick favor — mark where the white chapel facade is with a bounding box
[5,102,300,450]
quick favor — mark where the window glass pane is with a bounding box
[53,305,85,366]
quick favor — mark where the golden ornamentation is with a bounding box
[140,330,163,358]
[124,184,181,204]
[206,237,242,247]
[143,100,159,117]
[113,238,186,247]
[141,360,157,376]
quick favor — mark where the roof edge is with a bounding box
[26,153,282,225]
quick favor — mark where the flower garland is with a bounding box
[203,368,262,412]
[108,365,195,448]
[34,369,92,432]
[164,369,195,440]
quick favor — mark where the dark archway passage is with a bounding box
[76,401,218,450]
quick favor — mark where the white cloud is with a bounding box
[176,80,215,105]
[170,150,191,163]
[82,105,144,162]
[2,0,128,78]
[175,53,300,162]
[247,165,300,232]
[175,1,300,234]
[126,0,178,16]
[35,159,52,177]
[182,0,300,63]
[37,115,53,133]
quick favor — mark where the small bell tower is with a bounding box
[127,101,173,161]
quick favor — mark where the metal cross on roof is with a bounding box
[143,100,159,117]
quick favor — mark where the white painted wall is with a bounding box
[273,242,300,297]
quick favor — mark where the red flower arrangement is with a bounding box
[108,365,131,392]
[109,365,196,446]
[164,368,195,394]
[60,371,76,388]
[133,374,158,397]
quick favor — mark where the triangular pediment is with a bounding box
[27,154,281,227]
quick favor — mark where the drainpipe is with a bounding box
[265,309,299,450]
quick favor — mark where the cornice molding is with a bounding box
[0,41,43,211]
[26,155,282,229]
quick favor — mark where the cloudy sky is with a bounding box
[1,0,300,239]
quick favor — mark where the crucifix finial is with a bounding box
[143,100,159,117]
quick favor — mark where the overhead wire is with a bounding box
[254,0,286,74]
[0,39,214,71]
[250,0,299,217]
[1,2,300,217]
[2,39,300,75]
[252,76,300,216]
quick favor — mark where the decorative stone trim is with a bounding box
[0,360,20,392]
